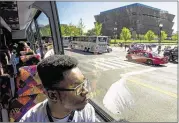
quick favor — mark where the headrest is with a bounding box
[0,74,12,107]
[16,65,44,97]
[20,50,34,56]
[9,93,47,122]
[19,54,41,66]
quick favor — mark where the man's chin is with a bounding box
[76,106,85,111]
[76,102,88,111]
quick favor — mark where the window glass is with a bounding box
[36,12,54,58]
[56,2,177,122]
[143,52,149,57]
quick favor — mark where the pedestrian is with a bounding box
[149,45,152,51]
[19,55,98,122]
[16,41,30,56]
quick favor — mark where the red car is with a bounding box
[126,50,169,65]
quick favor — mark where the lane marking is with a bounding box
[128,79,177,98]
[90,62,109,71]
[110,60,137,67]
[120,67,177,99]
[91,61,117,69]
[99,60,125,68]
[78,64,93,72]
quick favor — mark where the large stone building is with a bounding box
[94,3,175,38]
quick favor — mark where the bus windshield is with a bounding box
[98,37,108,42]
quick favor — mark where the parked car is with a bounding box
[126,50,169,65]
[163,46,178,63]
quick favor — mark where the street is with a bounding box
[64,47,177,122]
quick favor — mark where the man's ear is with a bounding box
[47,90,58,102]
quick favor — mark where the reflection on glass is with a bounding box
[31,20,37,33]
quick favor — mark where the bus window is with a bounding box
[93,37,96,42]
[30,20,37,49]
[62,36,70,47]
[56,2,177,122]
[36,12,54,58]
[98,37,108,42]
[26,22,36,51]
[31,20,37,34]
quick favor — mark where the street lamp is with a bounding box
[158,23,163,54]
[114,27,117,44]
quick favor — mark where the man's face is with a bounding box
[50,67,89,111]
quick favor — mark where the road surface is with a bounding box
[64,47,177,122]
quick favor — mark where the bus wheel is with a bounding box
[84,47,87,52]
[87,48,90,52]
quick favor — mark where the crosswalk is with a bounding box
[78,57,142,73]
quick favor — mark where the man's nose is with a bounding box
[81,87,89,96]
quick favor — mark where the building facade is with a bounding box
[94,3,175,38]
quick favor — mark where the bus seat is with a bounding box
[0,74,14,107]
[15,65,44,97]
[20,50,34,56]
[9,54,19,75]
[0,52,9,74]
[9,65,47,122]
[1,107,9,122]
[18,54,41,67]
[9,93,47,122]
[0,74,15,122]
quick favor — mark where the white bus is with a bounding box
[62,36,71,47]
[70,36,109,53]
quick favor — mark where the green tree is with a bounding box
[138,34,145,40]
[161,31,168,41]
[172,33,178,41]
[78,18,85,36]
[60,23,80,36]
[60,24,71,36]
[94,22,102,36]
[60,25,66,36]
[120,27,131,44]
[154,35,158,40]
[40,25,51,36]
[68,23,78,36]
[85,28,96,36]
[144,30,155,41]
[73,25,81,36]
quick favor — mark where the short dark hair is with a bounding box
[16,41,27,56]
[18,41,26,49]
[27,42,31,46]
[18,55,40,68]
[37,55,78,88]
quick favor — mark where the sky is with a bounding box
[37,2,177,33]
